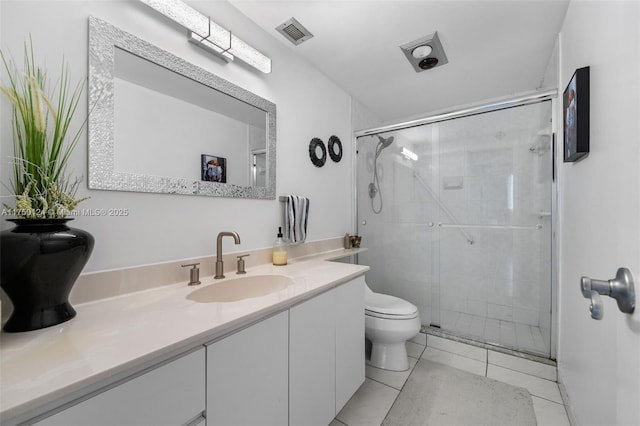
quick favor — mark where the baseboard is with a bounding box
[557,372,577,425]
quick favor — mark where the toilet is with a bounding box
[364,284,421,371]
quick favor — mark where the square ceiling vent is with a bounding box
[400,31,448,73]
[276,17,314,46]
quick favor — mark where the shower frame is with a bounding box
[352,89,559,359]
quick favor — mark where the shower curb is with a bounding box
[420,326,556,366]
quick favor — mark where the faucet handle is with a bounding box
[236,254,250,274]
[181,263,201,286]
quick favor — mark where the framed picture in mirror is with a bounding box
[201,155,227,183]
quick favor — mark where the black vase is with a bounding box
[1,219,94,333]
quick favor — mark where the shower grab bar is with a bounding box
[413,172,474,245]
[437,223,543,230]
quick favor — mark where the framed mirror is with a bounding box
[88,16,276,199]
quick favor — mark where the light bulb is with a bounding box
[411,45,432,59]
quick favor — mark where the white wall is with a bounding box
[0,0,354,272]
[557,1,640,425]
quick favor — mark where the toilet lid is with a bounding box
[365,292,419,317]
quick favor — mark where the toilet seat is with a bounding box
[365,310,418,320]
[365,292,418,319]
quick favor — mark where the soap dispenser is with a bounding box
[272,227,288,266]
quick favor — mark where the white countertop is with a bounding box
[0,249,368,422]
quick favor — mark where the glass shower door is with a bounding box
[356,100,552,357]
[432,102,552,356]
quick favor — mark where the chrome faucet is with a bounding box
[215,231,241,279]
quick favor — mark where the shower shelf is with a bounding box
[437,223,543,230]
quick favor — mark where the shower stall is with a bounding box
[356,98,554,358]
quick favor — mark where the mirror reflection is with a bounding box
[113,48,266,187]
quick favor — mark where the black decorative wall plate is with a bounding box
[328,135,342,163]
[309,137,326,167]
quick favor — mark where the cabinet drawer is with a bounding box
[36,348,205,426]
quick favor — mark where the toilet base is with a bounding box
[367,341,410,371]
[364,313,421,372]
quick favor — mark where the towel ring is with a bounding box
[328,135,342,163]
[309,137,326,167]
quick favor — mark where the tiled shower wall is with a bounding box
[357,101,552,356]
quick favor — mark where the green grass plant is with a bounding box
[1,38,88,219]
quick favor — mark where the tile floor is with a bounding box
[331,333,569,426]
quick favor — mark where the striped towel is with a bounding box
[284,195,310,244]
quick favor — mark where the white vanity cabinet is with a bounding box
[335,275,366,412]
[35,348,206,426]
[205,311,289,426]
[290,288,337,426]
[289,275,365,425]
[25,275,364,426]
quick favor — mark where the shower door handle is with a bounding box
[580,268,636,320]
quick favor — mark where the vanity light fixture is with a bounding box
[139,0,272,73]
[188,31,234,62]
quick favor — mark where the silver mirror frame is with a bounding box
[88,16,276,199]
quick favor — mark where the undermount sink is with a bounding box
[187,274,294,303]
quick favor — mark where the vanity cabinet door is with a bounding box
[36,348,205,426]
[289,289,336,426]
[335,276,366,413]
[206,311,289,426]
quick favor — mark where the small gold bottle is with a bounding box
[344,233,351,249]
[272,227,288,266]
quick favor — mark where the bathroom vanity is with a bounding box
[0,254,368,425]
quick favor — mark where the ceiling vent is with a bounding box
[400,31,448,73]
[276,17,314,46]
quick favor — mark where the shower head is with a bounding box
[377,135,394,149]
[375,135,394,158]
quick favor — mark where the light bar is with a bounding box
[188,31,233,62]
[139,0,271,73]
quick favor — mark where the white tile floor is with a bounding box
[333,334,569,426]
